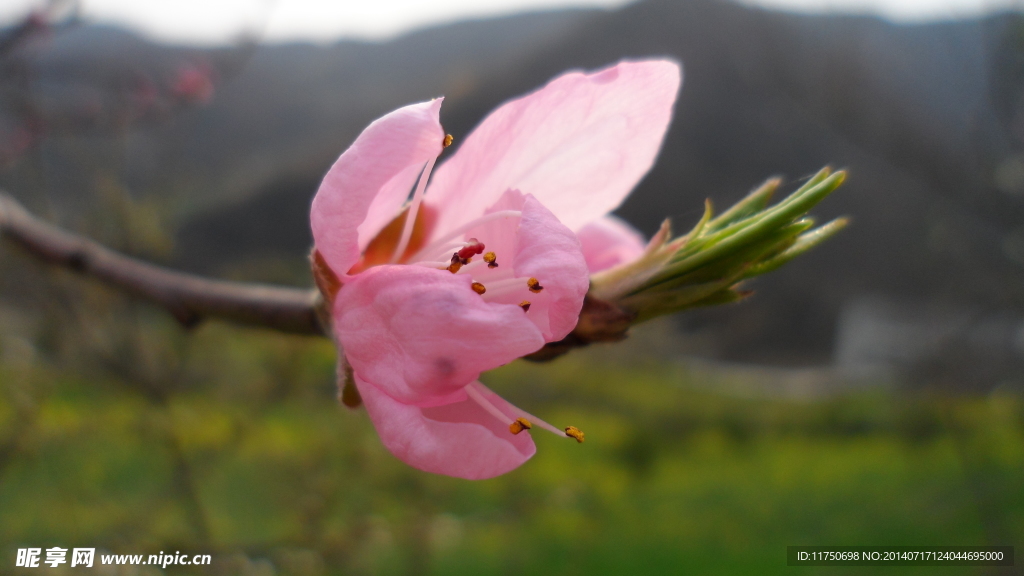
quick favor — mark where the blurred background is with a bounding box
[0,0,1023,573]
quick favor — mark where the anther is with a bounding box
[483,251,498,268]
[443,134,454,148]
[509,417,532,435]
[471,282,486,295]
[447,253,463,273]
[457,239,485,260]
[519,301,531,312]
[527,277,544,293]
[564,426,585,443]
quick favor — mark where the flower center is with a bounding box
[414,235,547,312]
[358,132,548,313]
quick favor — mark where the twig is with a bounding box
[0,191,324,335]
[0,191,632,357]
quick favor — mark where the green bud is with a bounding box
[590,167,848,324]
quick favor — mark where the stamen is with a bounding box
[493,403,556,437]
[447,253,463,273]
[411,260,452,268]
[443,134,454,148]
[451,251,472,269]
[476,276,531,299]
[519,301,531,312]
[483,252,498,268]
[465,385,517,430]
[471,282,486,295]
[454,259,487,274]
[467,385,587,444]
[392,157,437,263]
[564,426,585,443]
[411,210,522,263]
[527,278,544,293]
[509,417,532,435]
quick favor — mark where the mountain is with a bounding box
[4,0,1024,369]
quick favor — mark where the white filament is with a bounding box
[465,384,513,426]
[391,157,436,263]
[411,210,522,263]
[508,406,564,437]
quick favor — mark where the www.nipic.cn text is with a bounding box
[15,548,212,569]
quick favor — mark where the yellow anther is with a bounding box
[483,251,498,268]
[527,277,544,293]
[509,417,532,435]
[471,282,486,295]
[519,300,531,312]
[443,134,454,148]
[564,426,585,443]
[447,252,467,273]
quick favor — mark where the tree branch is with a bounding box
[0,191,634,357]
[0,192,325,336]
[1,172,847,361]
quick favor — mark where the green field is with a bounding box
[1,318,1021,575]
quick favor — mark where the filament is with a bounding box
[392,157,436,263]
[465,385,513,427]
[508,405,565,437]
[478,276,534,300]
[411,210,522,263]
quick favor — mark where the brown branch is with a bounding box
[0,191,632,356]
[0,191,324,336]
[524,295,634,361]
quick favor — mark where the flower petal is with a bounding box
[334,265,544,405]
[577,215,647,273]
[513,195,589,341]
[357,162,422,253]
[425,59,681,236]
[356,377,536,479]
[311,99,444,275]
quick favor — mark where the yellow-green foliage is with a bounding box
[0,321,1022,576]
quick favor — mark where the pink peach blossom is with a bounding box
[310,59,680,479]
[577,216,648,273]
[170,62,215,105]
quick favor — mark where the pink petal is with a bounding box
[357,162,423,253]
[513,195,589,341]
[462,191,589,342]
[311,99,444,275]
[356,377,535,479]
[425,59,681,237]
[577,215,647,273]
[334,265,545,406]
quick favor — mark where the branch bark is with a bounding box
[0,191,633,357]
[0,192,325,336]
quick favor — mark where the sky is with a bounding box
[0,0,1021,45]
